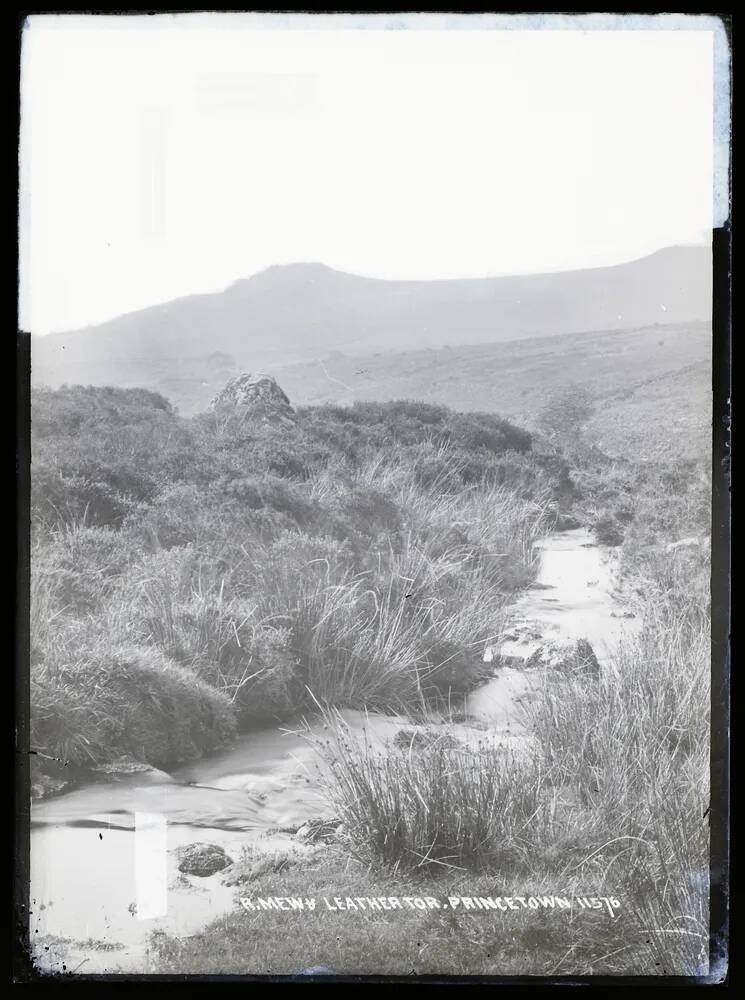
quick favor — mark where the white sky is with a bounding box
[20,15,715,334]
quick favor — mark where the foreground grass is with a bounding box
[149,848,698,977]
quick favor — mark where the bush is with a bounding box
[31,522,132,615]
[537,384,595,445]
[31,385,204,529]
[31,641,236,768]
[223,626,301,723]
[31,384,174,438]
[106,646,237,767]
[593,514,625,547]
[31,466,137,530]
[296,400,532,466]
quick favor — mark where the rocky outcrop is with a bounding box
[209,372,296,429]
[176,842,233,877]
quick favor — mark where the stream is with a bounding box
[29,527,638,974]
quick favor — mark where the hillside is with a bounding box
[31,245,711,394]
[274,322,712,463]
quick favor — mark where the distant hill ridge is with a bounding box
[31,245,711,390]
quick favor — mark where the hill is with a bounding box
[31,245,711,396]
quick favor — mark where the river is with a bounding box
[29,527,638,974]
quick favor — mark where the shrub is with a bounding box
[220,475,320,528]
[31,523,131,615]
[329,485,404,541]
[537,384,595,444]
[31,384,204,529]
[124,484,211,549]
[221,626,301,724]
[295,400,532,465]
[31,641,236,768]
[593,514,625,547]
[31,384,174,438]
[31,466,137,530]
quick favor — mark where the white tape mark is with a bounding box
[134,812,168,920]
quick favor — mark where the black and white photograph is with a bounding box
[17,11,730,980]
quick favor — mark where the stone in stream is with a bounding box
[501,621,545,644]
[482,647,528,667]
[483,620,546,665]
[176,842,233,877]
[526,637,601,677]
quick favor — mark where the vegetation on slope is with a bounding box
[30,385,559,769]
[271,322,711,464]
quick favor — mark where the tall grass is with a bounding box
[123,464,551,715]
[314,709,544,872]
